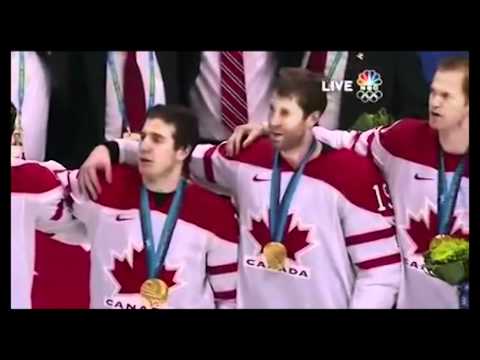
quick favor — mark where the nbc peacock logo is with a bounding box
[356,70,383,103]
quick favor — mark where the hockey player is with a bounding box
[65,105,238,309]
[11,158,89,309]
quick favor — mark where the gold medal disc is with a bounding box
[140,278,168,308]
[263,242,287,271]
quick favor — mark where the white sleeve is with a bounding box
[55,169,97,245]
[343,207,401,309]
[312,125,392,171]
[338,161,401,308]
[206,233,238,309]
[189,143,238,196]
[28,162,86,244]
[312,126,365,150]
[115,139,139,166]
[344,206,401,309]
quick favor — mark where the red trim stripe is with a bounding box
[351,132,362,151]
[346,227,396,246]
[204,146,217,183]
[356,253,401,270]
[207,262,238,275]
[67,172,73,195]
[64,172,74,209]
[214,289,237,300]
[50,199,64,221]
[366,132,375,160]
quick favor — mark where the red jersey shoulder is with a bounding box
[380,118,469,176]
[219,137,274,170]
[95,164,142,210]
[180,183,238,244]
[11,163,61,194]
[305,148,392,215]
[380,119,438,168]
[380,118,438,167]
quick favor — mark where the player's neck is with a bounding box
[280,132,322,169]
[142,166,183,194]
[438,120,469,155]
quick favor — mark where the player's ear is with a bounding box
[306,111,321,128]
[177,145,192,162]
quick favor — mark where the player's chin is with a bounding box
[138,161,154,174]
[269,134,284,149]
[428,117,443,130]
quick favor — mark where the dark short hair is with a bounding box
[437,56,469,102]
[274,67,328,118]
[145,104,199,150]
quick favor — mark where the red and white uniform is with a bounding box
[185,139,401,308]
[313,119,469,308]
[11,159,89,309]
[65,165,239,309]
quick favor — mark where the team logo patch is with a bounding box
[246,214,314,279]
[106,248,179,309]
[403,204,468,276]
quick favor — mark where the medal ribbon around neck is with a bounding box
[139,178,187,279]
[269,140,317,243]
[437,149,466,235]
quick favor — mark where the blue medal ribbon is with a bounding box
[269,140,317,242]
[437,149,466,235]
[17,51,25,122]
[108,52,156,134]
[139,178,187,279]
[325,51,343,82]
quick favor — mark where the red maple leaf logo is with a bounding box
[250,214,310,261]
[406,209,469,254]
[111,248,177,294]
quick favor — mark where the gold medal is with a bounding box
[140,278,168,308]
[122,131,141,142]
[263,242,287,271]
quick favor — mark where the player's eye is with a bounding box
[152,134,164,144]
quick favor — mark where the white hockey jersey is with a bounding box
[313,119,469,308]
[65,165,239,309]
[187,138,401,308]
[11,159,88,309]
